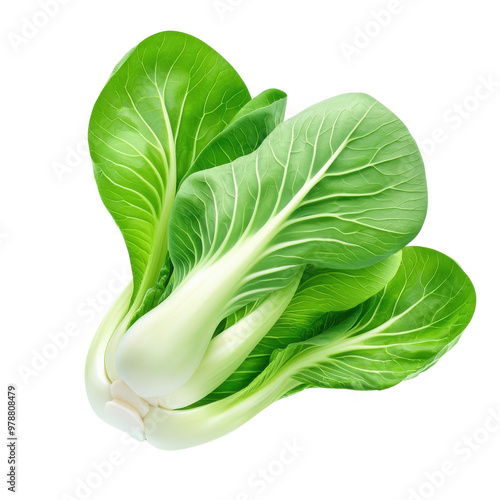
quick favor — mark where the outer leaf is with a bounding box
[170,93,427,294]
[269,246,476,391]
[165,93,427,319]
[143,247,475,450]
[89,31,251,304]
[117,92,428,397]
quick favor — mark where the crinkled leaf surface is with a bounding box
[265,246,476,392]
[169,92,427,312]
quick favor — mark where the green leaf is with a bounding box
[89,31,251,304]
[269,246,477,391]
[230,88,286,122]
[183,89,287,181]
[116,92,428,397]
[169,93,427,309]
[143,247,476,450]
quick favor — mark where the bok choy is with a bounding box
[85,31,476,450]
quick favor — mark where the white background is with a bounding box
[2,1,499,499]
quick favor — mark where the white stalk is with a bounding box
[115,235,277,397]
[144,366,300,450]
[85,282,133,420]
[159,272,301,409]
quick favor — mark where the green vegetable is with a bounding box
[85,31,476,451]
